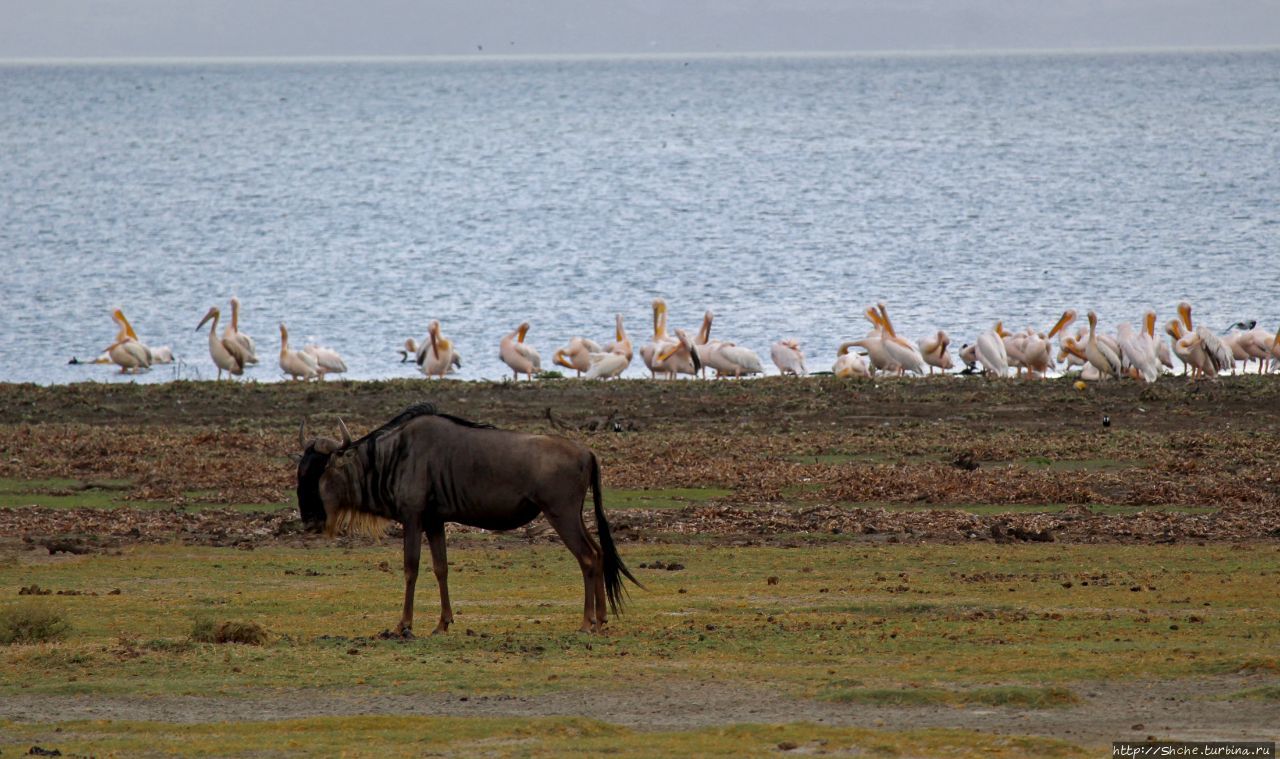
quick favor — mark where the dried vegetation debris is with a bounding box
[0,378,1278,546]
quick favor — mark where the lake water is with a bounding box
[3,50,1278,383]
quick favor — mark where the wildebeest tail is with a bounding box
[591,452,642,614]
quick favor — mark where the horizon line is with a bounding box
[2,43,1278,67]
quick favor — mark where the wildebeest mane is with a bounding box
[346,403,494,452]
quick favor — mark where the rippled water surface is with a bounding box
[3,51,1278,383]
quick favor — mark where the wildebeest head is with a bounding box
[295,419,354,532]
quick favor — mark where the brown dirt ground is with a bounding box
[2,376,1279,545]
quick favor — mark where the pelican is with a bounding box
[196,307,245,380]
[654,328,702,378]
[303,344,347,378]
[419,320,457,379]
[1177,302,1234,376]
[279,324,320,381]
[917,330,953,374]
[996,322,1029,376]
[851,307,900,375]
[1166,320,1211,378]
[1116,321,1159,384]
[875,303,925,375]
[974,325,1009,377]
[833,343,872,379]
[1085,311,1123,379]
[500,322,542,380]
[641,299,680,377]
[552,336,602,377]
[603,314,633,361]
[224,297,259,366]
[771,338,806,376]
[106,309,153,373]
[694,311,763,378]
[585,351,629,380]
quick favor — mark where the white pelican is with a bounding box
[419,320,458,379]
[279,324,320,381]
[500,322,542,380]
[224,297,258,366]
[975,325,1009,377]
[851,307,899,375]
[771,338,806,376]
[833,343,872,379]
[1116,321,1159,384]
[653,327,701,378]
[1085,311,1123,380]
[552,336,602,377]
[917,330,953,374]
[604,314,633,361]
[196,307,245,380]
[996,322,1029,376]
[303,344,347,378]
[106,309,153,373]
[875,303,926,375]
[694,311,763,378]
[1166,320,1210,378]
[585,352,629,380]
[1178,302,1233,376]
[641,299,680,377]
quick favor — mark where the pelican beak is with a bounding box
[877,304,897,338]
[1144,312,1157,337]
[1178,302,1193,331]
[1047,310,1074,338]
[196,307,217,331]
[864,307,883,329]
[517,323,529,343]
[615,315,625,342]
[1063,339,1087,361]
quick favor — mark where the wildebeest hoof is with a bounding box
[399,628,415,640]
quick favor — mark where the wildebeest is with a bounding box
[295,403,639,635]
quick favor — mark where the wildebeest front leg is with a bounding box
[426,522,454,634]
[397,517,422,638]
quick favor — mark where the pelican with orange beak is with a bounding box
[641,299,679,377]
[654,328,702,378]
[833,342,872,378]
[874,303,925,375]
[552,336,603,377]
[105,308,152,373]
[500,322,542,380]
[917,330,953,374]
[419,320,458,379]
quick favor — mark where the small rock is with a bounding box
[777,741,798,751]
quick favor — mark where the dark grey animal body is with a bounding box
[296,403,638,635]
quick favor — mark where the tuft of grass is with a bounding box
[190,617,268,645]
[825,686,1079,709]
[0,602,71,645]
[1218,685,1280,701]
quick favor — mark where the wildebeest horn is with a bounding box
[298,420,307,450]
[337,418,352,447]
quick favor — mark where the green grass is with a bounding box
[1217,685,1280,701]
[605,487,732,510]
[1,542,1275,701]
[0,716,1090,758]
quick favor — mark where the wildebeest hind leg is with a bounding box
[426,522,454,634]
[397,518,422,638]
[546,512,601,633]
